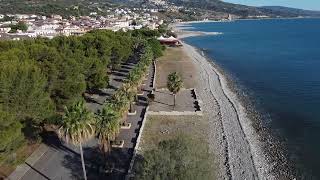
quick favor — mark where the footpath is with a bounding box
[8,61,155,180]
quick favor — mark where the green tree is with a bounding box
[0,54,54,124]
[84,57,109,90]
[9,21,28,33]
[121,83,136,113]
[167,72,183,107]
[58,101,95,180]
[95,104,120,156]
[110,46,122,70]
[147,39,164,58]
[134,135,214,180]
[0,107,24,162]
[112,89,129,116]
[51,57,86,109]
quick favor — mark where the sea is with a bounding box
[183,18,320,179]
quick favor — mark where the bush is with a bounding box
[134,135,214,180]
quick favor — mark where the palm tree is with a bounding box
[58,101,95,180]
[96,104,120,157]
[167,72,183,107]
[112,89,129,115]
[122,83,136,113]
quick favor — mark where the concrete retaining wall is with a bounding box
[148,110,203,116]
[152,60,157,90]
[126,106,150,179]
[126,61,156,179]
[192,88,203,112]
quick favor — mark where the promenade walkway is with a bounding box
[14,60,155,180]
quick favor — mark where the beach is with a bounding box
[176,29,275,179]
[171,23,223,39]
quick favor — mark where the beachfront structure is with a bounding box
[157,36,181,46]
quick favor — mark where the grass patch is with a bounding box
[136,115,216,179]
[0,142,40,178]
[140,115,209,152]
[156,47,197,89]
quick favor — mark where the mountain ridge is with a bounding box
[261,6,320,17]
[0,0,319,18]
[119,0,320,18]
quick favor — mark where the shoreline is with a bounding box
[171,23,223,39]
[183,43,273,179]
[174,16,319,25]
[176,30,276,179]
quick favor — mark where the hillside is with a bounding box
[117,0,319,18]
[0,0,117,17]
[166,0,320,17]
[261,6,320,17]
[0,0,319,18]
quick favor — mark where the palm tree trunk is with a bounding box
[173,94,176,108]
[130,102,134,113]
[79,142,87,180]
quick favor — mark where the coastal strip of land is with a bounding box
[171,23,223,39]
[175,30,274,179]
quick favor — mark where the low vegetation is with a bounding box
[8,22,28,33]
[134,135,214,180]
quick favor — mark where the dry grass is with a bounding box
[0,143,40,178]
[156,47,198,89]
[139,115,209,152]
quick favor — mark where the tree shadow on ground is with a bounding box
[137,96,147,103]
[86,88,109,96]
[114,78,124,83]
[62,146,133,180]
[62,146,107,180]
[40,131,78,155]
[83,95,99,104]
[112,71,128,77]
[130,153,144,179]
[104,148,133,180]
[120,65,133,70]
[118,69,130,74]
[153,100,172,106]
[107,84,119,91]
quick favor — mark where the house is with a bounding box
[0,27,11,33]
[51,15,63,20]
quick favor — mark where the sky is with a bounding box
[222,0,320,11]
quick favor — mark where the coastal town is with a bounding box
[0,0,257,41]
[0,8,164,40]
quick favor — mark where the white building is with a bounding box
[0,27,11,33]
[15,14,30,19]
[60,25,82,36]
[90,12,98,16]
[29,24,60,37]
[112,20,130,28]
[51,15,62,20]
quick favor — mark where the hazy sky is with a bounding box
[222,0,320,11]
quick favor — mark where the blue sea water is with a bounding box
[183,18,320,179]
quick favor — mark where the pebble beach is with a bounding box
[176,27,275,179]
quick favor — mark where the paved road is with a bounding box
[20,61,155,180]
